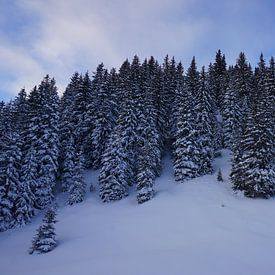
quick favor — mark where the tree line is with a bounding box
[0,50,274,232]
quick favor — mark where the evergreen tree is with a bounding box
[98,59,136,202]
[0,127,21,231]
[59,72,81,191]
[231,55,274,199]
[72,72,92,161]
[222,67,241,148]
[152,60,166,148]
[194,67,214,175]
[35,76,60,209]
[173,59,201,181]
[173,106,200,181]
[208,49,227,109]
[161,55,177,142]
[135,59,162,203]
[136,139,155,203]
[29,207,57,254]
[171,62,185,140]
[10,89,35,226]
[84,64,117,168]
[67,151,86,205]
[21,76,60,210]
[99,130,130,202]
[232,106,274,197]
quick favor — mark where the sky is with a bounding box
[0,0,275,101]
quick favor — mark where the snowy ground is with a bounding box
[1,150,275,275]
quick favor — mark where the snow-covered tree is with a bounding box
[231,57,275,199]
[59,72,81,191]
[67,152,86,205]
[194,66,214,175]
[208,49,227,109]
[35,76,60,209]
[173,60,201,181]
[0,130,21,231]
[21,76,60,210]
[99,131,130,202]
[29,207,57,254]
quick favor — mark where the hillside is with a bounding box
[0,150,274,275]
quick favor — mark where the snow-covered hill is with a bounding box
[1,150,275,275]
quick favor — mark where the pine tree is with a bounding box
[35,76,60,209]
[10,89,35,227]
[67,152,86,205]
[234,110,274,198]
[136,139,155,203]
[21,76,60,210]
[0,129,21,231]
[29,207,57,254]
[59,72,81,191]
[173,110,200,181]
[222,67,242,149]
[171,62,185,140]
[152,60,166,149]
[231,70,275,198]
[84,64,117,168]
[99,131,130,202]
[161,55,177,143]
[173,58,201,182]
[135,59,161,203]
[194,66,214,175]
[208,49,227,109]
[236,55,275,198]
[15,179,35,227]
[98,59,136,202]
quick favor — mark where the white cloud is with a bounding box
[0,0,206,99]
[3,0,272,100]
[18,0,206,67]
[0,43,46,97]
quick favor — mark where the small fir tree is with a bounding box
[29,207,57,254]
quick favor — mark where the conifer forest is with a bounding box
[0,50,274,233]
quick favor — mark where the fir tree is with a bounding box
[173,58,202,182]
[0,130,21,231]
[35,76,60,209]
[135,59,162,203]
[231,80,274,198]
[173,111,200,181]
[208,49,227,109]
[162,56,177,142]
[222,67,241,149]
[136,139,155,204]
[194,66,214,175]
[29,207,57,254]
[21,76,60,210]
[98,58,139,202]
[85,65,117,168]
[59,72,81,191]
[67,152,86,205]
[99,131,130,202]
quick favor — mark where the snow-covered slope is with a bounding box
[1,150,275,275]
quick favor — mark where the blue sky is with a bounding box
[0,0,275,101]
